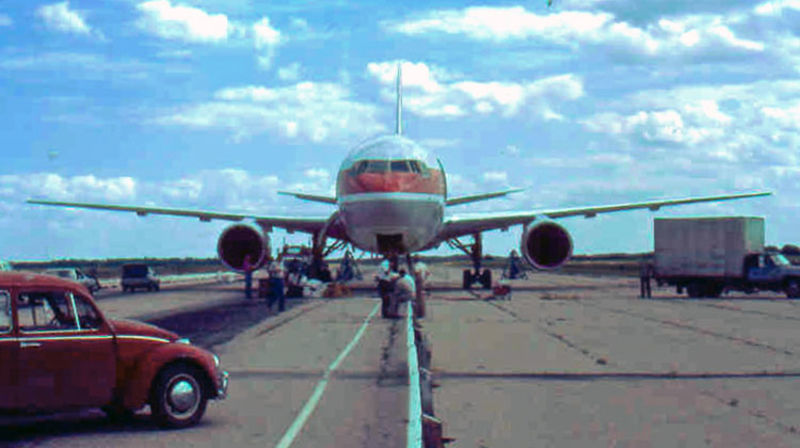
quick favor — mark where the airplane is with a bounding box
[28,65,770,304]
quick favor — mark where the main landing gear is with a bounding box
[448,233,492,290]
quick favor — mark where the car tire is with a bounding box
[150,364,208,429]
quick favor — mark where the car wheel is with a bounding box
[150,364,208,429]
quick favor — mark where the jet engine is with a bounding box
[520,222,573,269]
[217,224,270,272]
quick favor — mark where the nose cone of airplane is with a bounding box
[355,173,401,192]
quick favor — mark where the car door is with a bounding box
[0,289,14,409]
[16,288,115,410]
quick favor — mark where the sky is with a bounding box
[0,0,798,261]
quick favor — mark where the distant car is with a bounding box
[0,272,227,428]
[121,264,160,292]
[44,267,101,293]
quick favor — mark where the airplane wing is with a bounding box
[26,199,329,235]
[277,191,337,205]
[446,188,524,206]
[438,191,771,240]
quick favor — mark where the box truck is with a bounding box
[654,217,800,298]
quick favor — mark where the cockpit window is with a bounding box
[352,159,428,174]
[391,160,410,172]
[366,160,389,173]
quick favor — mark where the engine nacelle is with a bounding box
[521,222,573,270]
[217,224,269,272]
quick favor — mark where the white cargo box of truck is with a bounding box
[654,217,764,278]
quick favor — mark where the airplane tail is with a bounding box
[395,63,402,135]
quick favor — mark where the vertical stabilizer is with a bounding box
[395,63,403,135]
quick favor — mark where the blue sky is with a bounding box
[0,0,797,261]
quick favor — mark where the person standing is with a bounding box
[391,269,416,318]
[376,259,398,318]
[639,261,653,299]
[268,261,286,312]
[243,254,253,299]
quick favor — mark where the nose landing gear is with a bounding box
[448,233,492,290]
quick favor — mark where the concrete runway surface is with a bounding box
[3,270,800,447]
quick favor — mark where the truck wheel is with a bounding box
[785,279,800,299]
[150,364,208,429]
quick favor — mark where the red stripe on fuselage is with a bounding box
[338,169,445,196]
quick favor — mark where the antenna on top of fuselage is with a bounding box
[395,63,402,135]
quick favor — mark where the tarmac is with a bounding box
[3,269,800,447]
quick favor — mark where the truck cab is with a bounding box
[743,252,800,297]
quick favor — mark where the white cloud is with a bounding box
[0,14,12,27]
[252,17,282,69]
[136,0,231,43]
[754,0,800,16]
[387,7,764,58]
[36,2,92,36]
[278,62,302,81]
[304,168,329,179]
[5,173,136,202]
[483,171,508,183]
[157,82,386,142]
[367,60,583,119]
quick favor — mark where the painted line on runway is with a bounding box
[406,301,423,448]
[274,301,380,448]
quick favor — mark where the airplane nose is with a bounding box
[357,174,399,192]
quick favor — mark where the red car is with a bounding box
[0,272,228,428]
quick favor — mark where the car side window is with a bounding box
[0,291,10,333]
[18,291,79,332]
[73,294,102,330]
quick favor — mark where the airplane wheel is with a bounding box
[481,269,492,289]
[462,270,472,290]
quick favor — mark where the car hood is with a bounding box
[109,318,179,342]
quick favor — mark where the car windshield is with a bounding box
[770,254,791,266]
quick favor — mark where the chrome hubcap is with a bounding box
[167,375,199,416]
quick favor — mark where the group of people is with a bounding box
[376,257,430,318]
